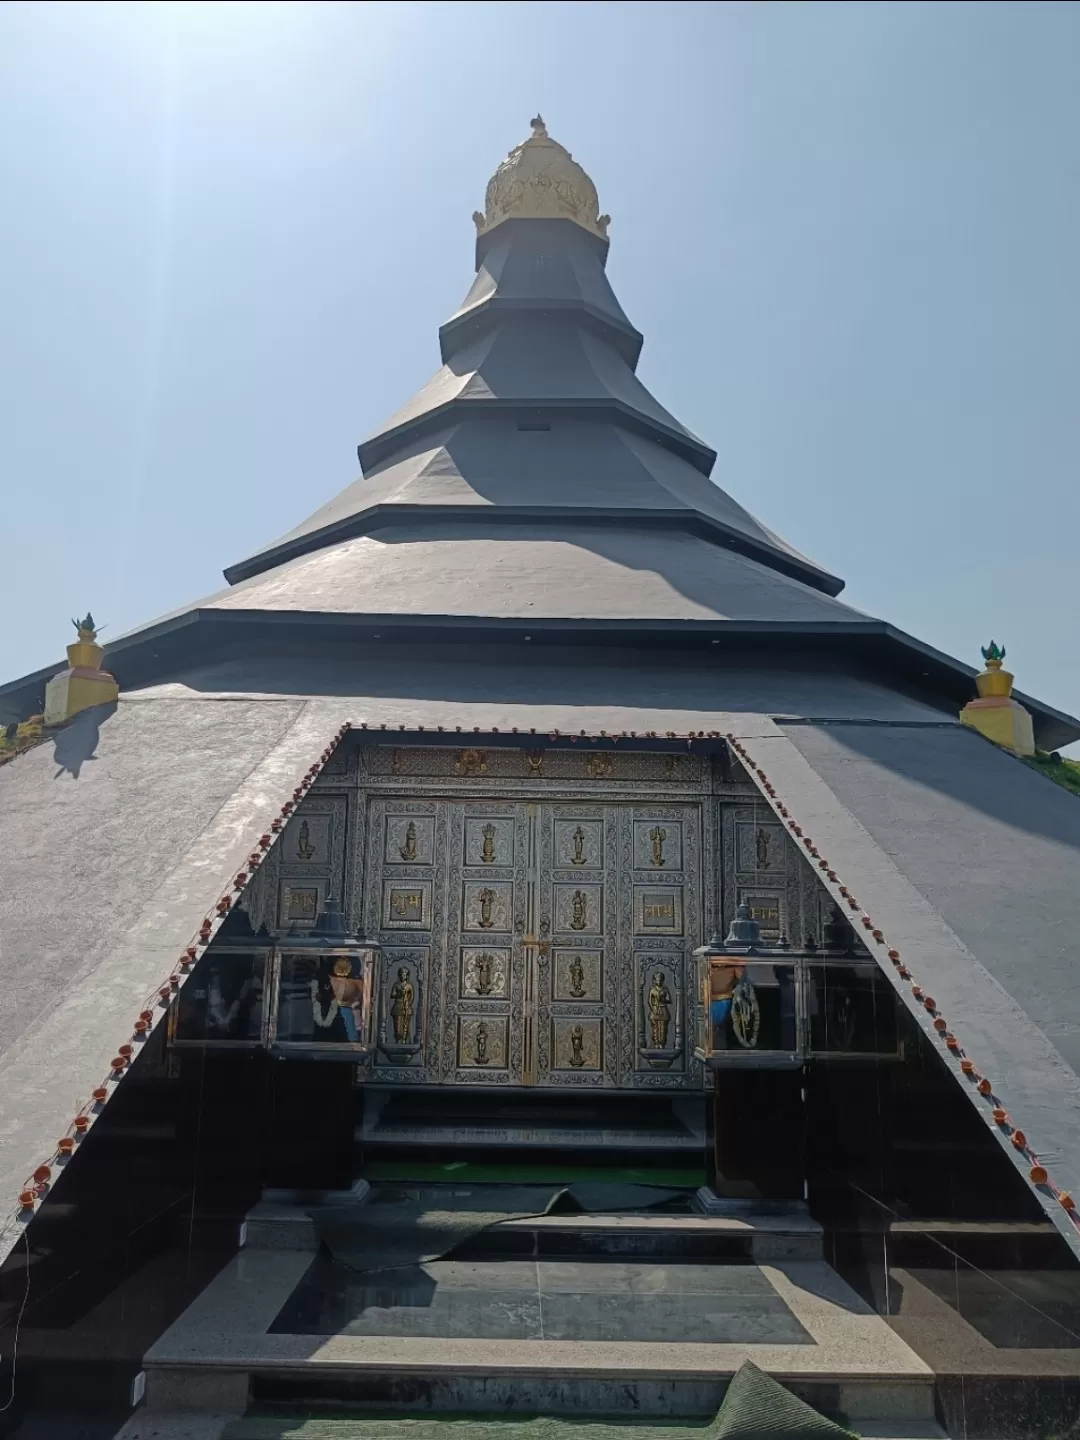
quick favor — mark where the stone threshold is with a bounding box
[142,1251,933,1420]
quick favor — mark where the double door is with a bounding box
[367,798,702,1089]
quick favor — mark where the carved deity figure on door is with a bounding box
[569,1024,585,1068]
[570,890,588,931]
[475,1021,489,1065]
[472,952,494,996]
[389,967,415,1044]
[478,888,496,929]
[481,824,497,865]
[649,825,667,867]
[568,954,586,998]
[648,971,672,1049]
[571,825,586,866]
[296,820,316,861]
[399,822,418,862]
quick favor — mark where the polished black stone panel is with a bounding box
[270,1256,813,1345]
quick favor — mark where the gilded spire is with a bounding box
[473,118,610,240]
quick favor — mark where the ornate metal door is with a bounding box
[365,794,701,1090]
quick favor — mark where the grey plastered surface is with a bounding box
[127,649,950,729]
[737,727,1080,1259]
[239,418,827,583]
[0,697,351,1266]
[209,524,865,626]
[782,724,1080,1076]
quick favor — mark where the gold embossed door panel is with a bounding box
[535,804,620,1087]
[442,802,530,1085]
[364,793,702,1090]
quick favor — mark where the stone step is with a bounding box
[141,1250,933,1422]
[242,1195,823,1262]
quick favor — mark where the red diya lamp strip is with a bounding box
[723,730,1080,1232]
[15,726,355,1221]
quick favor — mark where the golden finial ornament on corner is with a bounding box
[43,612,120,726]
[960,641,1035,756]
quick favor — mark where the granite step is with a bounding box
[242,1191,823,1263]
[140,1247,934,1423]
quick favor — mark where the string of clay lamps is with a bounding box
[15,718,724,1217]
[13,722,352,1220]
[723,732,1077,1226]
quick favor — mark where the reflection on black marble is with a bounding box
[271,1256,813,1344]
[913,1265,1080,1349]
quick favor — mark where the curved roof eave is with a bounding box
[222,504,845,594]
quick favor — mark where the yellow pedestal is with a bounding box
[44,667,119,726]
[960,696,1035,757]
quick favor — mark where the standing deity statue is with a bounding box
[568,953,586,998]
[296,819,316,861]
[389,966,415,1044]
[475,1021,489,1065]
[571,825,586,865]
[473,952,494,996]
[649,825,667,867]
[481,823,497,864]
[755,827,771,870]
[647,970,672,1049]
[570,889,588,931]
[478,887,496,929]
[399,821,418,862]
[569,1024,585,1068]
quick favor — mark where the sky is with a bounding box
[1,0,1078,733]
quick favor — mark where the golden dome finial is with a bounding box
[472,118,610,240]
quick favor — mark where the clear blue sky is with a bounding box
[2,1,1078,730]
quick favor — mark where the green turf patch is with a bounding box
[1027,752,1080,798]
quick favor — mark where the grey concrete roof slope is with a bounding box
[207,522,869,625]
[356,321,714,472]
[126,642,954,726]
[0,696,351,1265]
[783,723,1080,1076]
[441,218,642,364]
[737,722,1080,1260]
[225,420,831,591]
[226,215,842,597]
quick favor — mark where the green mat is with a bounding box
[313,1183,685,1274]
[225,1360,860,1438]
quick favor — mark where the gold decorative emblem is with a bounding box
[586,753,614,780]
[455,749,488,776]
[285,887,318,921]
[649,825,667,868]
[398,821,418,862]
[474,1021,490,1065]
[647,971,672,1049]
[392,889,424,920]
[568,954,586,998]
[732,978,761,1050]
[755,827,771,870]
[472,952,495,996]
[478,887,496,929]
[295,820,316,861]
[481,823,497,865]
[642,893,675,927]
[389,967,415,1044]
[526,750,545,775]
[570,825,587,866]
[570,889,588,931]
[569,1024,586,1069]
